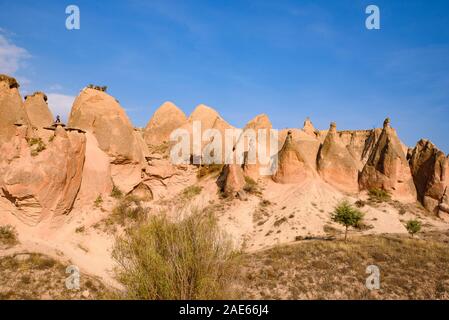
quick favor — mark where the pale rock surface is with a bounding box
[359,118,417,200]
[272,131,314,184]
[409,139,448,213]
[317,122,359,193]
[143,101,187,146]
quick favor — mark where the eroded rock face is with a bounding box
[143,101,187,146]
[24,92,54,140]
[179,104,234,163]
[217,164,246,196]
[272,131,314,184]
[68,88,146,164]
[303,117,317,137]
[240,114,273,180]
[359,118,417,200]
[0,125,86,225]
[74,133,113,206]
[0,75,32,144]
[409,139,448,213]
[317,123,359,193]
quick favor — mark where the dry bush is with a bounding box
[0,225,19,248]
[181,185,203,201]
[197,164,223,179]
[112,210,238,300]
[243,176,261,195]
[368,188,391,203]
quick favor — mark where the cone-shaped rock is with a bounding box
[409,139,448,213]
[317,122,359,193]
[303,117,317,137]
[272,131,313,184]
[359,118,417,200]
[24,92,54,139]
[239,114,273,180]
[143,101,187,146]
[0,75,31,144]
[68,87,146,164]
[217,164,246,196]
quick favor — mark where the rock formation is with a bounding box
[303,117,317,137]
[143,101,187,146]
[0,75,31,144]
[217,164,246,197]
[359,118,417,200]
[0,124,86,225]
[24,92,54,139]
[68,87,149,192]
[317,122,359,193]
[68,87,146,164]
[409,139,448,212]
[239,114,273,180]
[272,131,314,184]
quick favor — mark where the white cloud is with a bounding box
[47,93,75,122]
[0,33,30,75]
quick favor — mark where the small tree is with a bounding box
[405,220,421,238]
[331,201,364,242]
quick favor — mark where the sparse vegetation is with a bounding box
[0,253,108,300]
[0,74,19,88]
[27,138,46,156]
[368,188,391,203]
[181,185,203,200]
[110,185,123,199]
[94,195,103,208]
[112,210,238,299]
[197,164,223,179]
[243,176,260,195]
[406,219,422,238]
[87,84,107,92]
[355,200,366,208]
[331,201,364,242]
[239,234,449,300]
[110,195,148,227]
[0,225,19,248]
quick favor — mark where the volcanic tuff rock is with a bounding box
[359,118,417,200]
[68,87,146,164]
[0,125,86,225]
[180,104,234,162]
[24,92,54,140]
[272,131,314,184]
[303,117,318,137]
[217,164,246,196]
[409,139,449,213]
[143,101,187,146]
[317,122,359,193]
[239,114,273,180]
[0,75,32,144]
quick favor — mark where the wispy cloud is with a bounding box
[0,32,30,75]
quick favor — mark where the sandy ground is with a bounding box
[1,165,448,290]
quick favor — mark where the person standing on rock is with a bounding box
[55,115,61,123]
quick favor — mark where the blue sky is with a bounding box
[0,0,448,152]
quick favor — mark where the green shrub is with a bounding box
[243,176,260,195]
[331,201,364,242]
[27,138,46,156]
[110,185,123,199]
[181,185,203,200]
[94,195,103,208]
[405,220,421,237]
[0,225,19,247]
[368,188,391,203]
[111,196,148,226]
[112,210,238,299]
